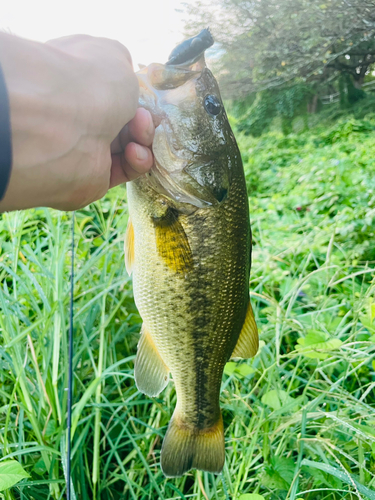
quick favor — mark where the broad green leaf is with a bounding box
[295,330,342,359]
[239,495,265,500]
[93,237,104,247]
[304,330,329,345]
[305,464,342,489]
[360,315,375,334]
[224,362,255,378]
[263,456,295,490]
[258,340,266,351]
[261,389,298,412]
[301,459,375,500]
[32,458,46,476]
[262,389,282,410]
[0,461,29,491]
[274,395,304,415]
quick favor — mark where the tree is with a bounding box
[184,0,375,98]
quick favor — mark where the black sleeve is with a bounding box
[0,63,12,201]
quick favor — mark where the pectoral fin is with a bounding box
[231,301,258,359]
[124,218,135,276]
[154,207,193,274]
[134,325,170,397]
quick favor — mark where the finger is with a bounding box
[110,156,130,187]
[111,108,155,154]
[110,143,153,188]
[110,125,128,154]
[125,141,153,169]
[109,152,151,187]
[121,108,155,148]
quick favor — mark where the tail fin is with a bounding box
[160,411,225,477]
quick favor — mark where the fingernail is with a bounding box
[136,144,148,161]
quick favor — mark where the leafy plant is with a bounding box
[0,462,29,491]
[1,115,375,498]
[185,0,375,97]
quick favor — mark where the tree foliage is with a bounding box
[235,83,313,136]
[185,0,375,98]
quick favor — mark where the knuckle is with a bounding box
[118,43,133,67]
[128,76,139,118]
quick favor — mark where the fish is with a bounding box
[124,29,258,477]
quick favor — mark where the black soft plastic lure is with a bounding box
[166,28,214,66]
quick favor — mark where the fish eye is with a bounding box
[204,95,221,116]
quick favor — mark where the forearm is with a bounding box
[0,32,85,210]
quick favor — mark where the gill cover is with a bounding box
[136,31,232,209]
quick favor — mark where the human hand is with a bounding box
[0,33,154,212]
[110,107,154,188]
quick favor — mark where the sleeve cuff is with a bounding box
[0,63,12,201]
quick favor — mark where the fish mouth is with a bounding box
[136,30,214,109]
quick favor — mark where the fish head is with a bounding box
[137,57,239,209]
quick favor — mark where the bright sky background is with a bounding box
[2,0,188,69]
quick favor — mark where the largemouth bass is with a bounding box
[125,29,258,477]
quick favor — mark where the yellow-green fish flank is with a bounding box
[125,31,258,477]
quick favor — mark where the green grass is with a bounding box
[1,116,375,499]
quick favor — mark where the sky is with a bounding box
[2,0,188,69]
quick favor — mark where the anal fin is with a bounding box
[231,300,258,359]
[124,218,134,276]
[134,325,170,397]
